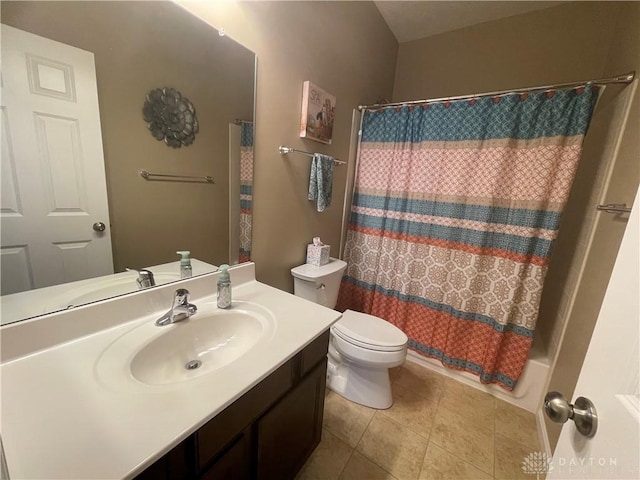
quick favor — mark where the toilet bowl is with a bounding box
[291,258,407,409]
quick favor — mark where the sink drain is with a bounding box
[185,360,202,370]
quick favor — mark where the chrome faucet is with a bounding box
[155,288,197,326]
[126,268,155,289]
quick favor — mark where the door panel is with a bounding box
[0,25,113,294]
[34,113,88,215]
[0,246,33,295]
[549,187,639,478]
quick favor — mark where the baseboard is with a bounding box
[536,408,552,457]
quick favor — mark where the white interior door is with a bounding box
[549,186,639,479]
[1,25,113,295]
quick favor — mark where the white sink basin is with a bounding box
[132,310,266,385]
[96,301,275,388]
[47,273,181,311]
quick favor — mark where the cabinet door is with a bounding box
[199,429,251,480]
[256,358,327,480]
[196,359,293,470]
[134,438,193,480]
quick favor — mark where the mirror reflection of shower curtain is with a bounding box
[239,122,254,263]
[229,121,253,265]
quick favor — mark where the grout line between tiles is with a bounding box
[429,437,496,479]
[377,408,430,441]
[353,406,376,450]
[358,440,401,478]
[335,446,356,480]
[364,411,428,479]
[424,375,498,478]
[416,375,447,479]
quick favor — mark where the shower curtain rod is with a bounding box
[357,71,635,111]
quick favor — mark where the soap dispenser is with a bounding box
[217,264,231,309]
[176,251,192,279]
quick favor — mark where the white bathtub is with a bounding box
[405,340,550,414]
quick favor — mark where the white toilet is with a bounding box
[291,258,407,409]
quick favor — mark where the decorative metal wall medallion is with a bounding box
[142,87,199,148]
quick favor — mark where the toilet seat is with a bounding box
[333,310,407,352]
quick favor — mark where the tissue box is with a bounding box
[306,243,330,266]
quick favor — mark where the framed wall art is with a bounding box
[300,81,336,145]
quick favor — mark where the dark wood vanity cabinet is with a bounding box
[135,331,329,480]
[256,359,326,479]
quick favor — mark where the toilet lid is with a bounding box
[291,258,347,281]
[333,309,408,350]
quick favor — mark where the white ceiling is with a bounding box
[374,1,566,43]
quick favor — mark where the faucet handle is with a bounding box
[126,268,156,288]
[173,288,197,318]
[175,289,197,316]
[174,288,190,304]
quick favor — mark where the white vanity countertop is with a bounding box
[0,264,341,479]
[0,258,217,326]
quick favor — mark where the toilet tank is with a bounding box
[291,258,347,309]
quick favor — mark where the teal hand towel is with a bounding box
[308,153,334,212]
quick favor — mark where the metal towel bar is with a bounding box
[596,203,632,214]
[140,170,215,183]
[278,146,346,165]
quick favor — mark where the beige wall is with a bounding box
[544,2,640,451]
[2,1,254,271]
[392,1,639,451]
[180,1,398,291]
[392,2,617,101]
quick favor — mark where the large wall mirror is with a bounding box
[0,1,255,324]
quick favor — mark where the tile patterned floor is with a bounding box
[297,361,542,480]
